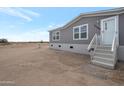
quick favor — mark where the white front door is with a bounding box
[101,16,117,45]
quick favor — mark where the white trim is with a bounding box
[52,31,60,41]
[100,16,119,45]
[73,24,88,40]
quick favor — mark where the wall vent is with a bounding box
[58,45,61,47]
[70,46,73,49]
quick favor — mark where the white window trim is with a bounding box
[73,26,80,40]
[73,24,88,40]
[52,31,60,41]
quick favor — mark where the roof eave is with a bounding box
[63,9,124,29]
[48,7,124,32]
[48,27,63,32]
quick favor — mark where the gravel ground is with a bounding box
[0,43,124,86]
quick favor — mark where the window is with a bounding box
[52,31,60,41]
[81,25,87,39]
[73,24,88,40]
[56,32,60,40]
[73,27,79,39]
[104,22,107,30]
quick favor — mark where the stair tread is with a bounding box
[96,49,112,51]
[97,45,111,47]
[94,53,114,59]
[97,46,111,48]
[92,60,114,66]
[95,49,113,54]
[93,56,114,65]
[94,56,114,60]
[92,60,115,69]
[95,52,113,55]
[90,45,116,69]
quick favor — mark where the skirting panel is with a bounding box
[49,43,89,54]
[118,46,124,61]
[49,43,124,61]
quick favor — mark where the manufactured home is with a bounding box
[49,8,124,69]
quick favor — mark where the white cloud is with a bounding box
[20,28,49,42]
[0,7,40,21]
[48,23,64,29]
[0,23,64,42]
[9,25,16,28]
[1,28,49,42]
[18,8,40,17]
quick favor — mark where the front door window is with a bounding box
[104,22,107,30]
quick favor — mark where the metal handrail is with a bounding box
[88,34,97,51]
[111,32,118,65]
[111,33,117,52]
[88,34,98,60]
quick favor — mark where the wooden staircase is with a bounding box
[88,34,118,69]
[92,45,116,69]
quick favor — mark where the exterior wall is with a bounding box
[118,46,124,61]
[49,13,124,61]
[49,43,89,54]
[49,15,114,44]
[119,13,124,46]
[118,13,124,61]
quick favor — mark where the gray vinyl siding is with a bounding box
[49,15,118,44]
[49,32,52,42]
[119,13,124,45]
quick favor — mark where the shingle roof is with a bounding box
[49,7,124,32]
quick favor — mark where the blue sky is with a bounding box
[0,7,114,42]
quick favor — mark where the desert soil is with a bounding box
[0,43,124,86]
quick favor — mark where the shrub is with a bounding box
[0,39,8,43]
[40,40,43,43]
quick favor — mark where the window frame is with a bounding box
[73,24,88,40]
[52,31,60,41]
[73,25,80,40]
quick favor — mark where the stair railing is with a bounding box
[88,34,98,60]
[111,33,118,64]
[111,33,117,52]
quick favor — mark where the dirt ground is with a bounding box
[0,43,124,86]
